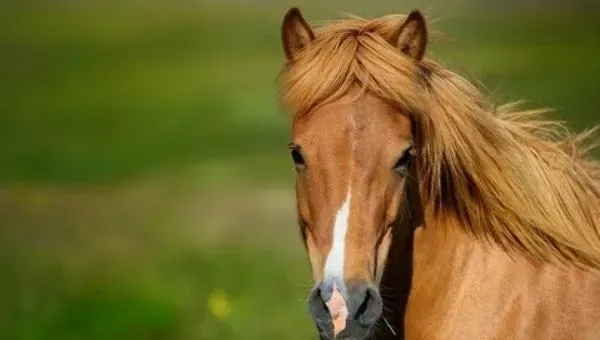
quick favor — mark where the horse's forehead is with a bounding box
[293,93,412,145]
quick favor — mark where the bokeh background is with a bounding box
[1,0,598,339]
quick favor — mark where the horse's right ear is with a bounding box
[281,7,315,61]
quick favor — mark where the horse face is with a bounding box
[281,7,427,339]
[289,90,414,338]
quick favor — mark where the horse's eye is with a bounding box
[290,147,305,168]
[394,148,413,172]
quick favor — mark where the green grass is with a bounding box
[0,1,598,339]
[0,246,313,340]
[0,5,289,183]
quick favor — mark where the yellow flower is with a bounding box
[208,289,232,320]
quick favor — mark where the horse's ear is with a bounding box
[389,10,428,60]
[281,7,315,61]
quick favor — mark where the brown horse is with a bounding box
[277,7,600,340]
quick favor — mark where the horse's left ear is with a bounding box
[389,10,428,61]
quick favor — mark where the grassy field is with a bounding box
[0,1,598,339]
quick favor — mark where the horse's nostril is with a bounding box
[349,285,382,326]
[308,286,331,324]
[307,285,336,339]
[354,289,371,319]
[316,288,329,316]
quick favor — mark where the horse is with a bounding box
[277,7,600,340]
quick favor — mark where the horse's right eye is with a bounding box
[289,145,305,168]
[291,149,305,166]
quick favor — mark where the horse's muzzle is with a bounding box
[308,278,382,340]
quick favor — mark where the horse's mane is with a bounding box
[279,13,600,268]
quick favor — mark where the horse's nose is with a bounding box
[308,279,382,340]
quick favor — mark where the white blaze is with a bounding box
[324,190,351,336]
[324,191,351,280]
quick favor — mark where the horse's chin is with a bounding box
[314,317,377,340]
[333,322,375,340]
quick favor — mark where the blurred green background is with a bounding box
[0,0,598,339]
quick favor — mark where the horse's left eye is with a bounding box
[394,148,413,172]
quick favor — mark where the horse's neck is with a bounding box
[403,221,600,340]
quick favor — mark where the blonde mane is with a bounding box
[279,13,600,268]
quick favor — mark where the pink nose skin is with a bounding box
[326,283,349,336]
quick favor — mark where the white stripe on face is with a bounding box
[324,190,351,281]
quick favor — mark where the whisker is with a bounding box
[383,316,398,336]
